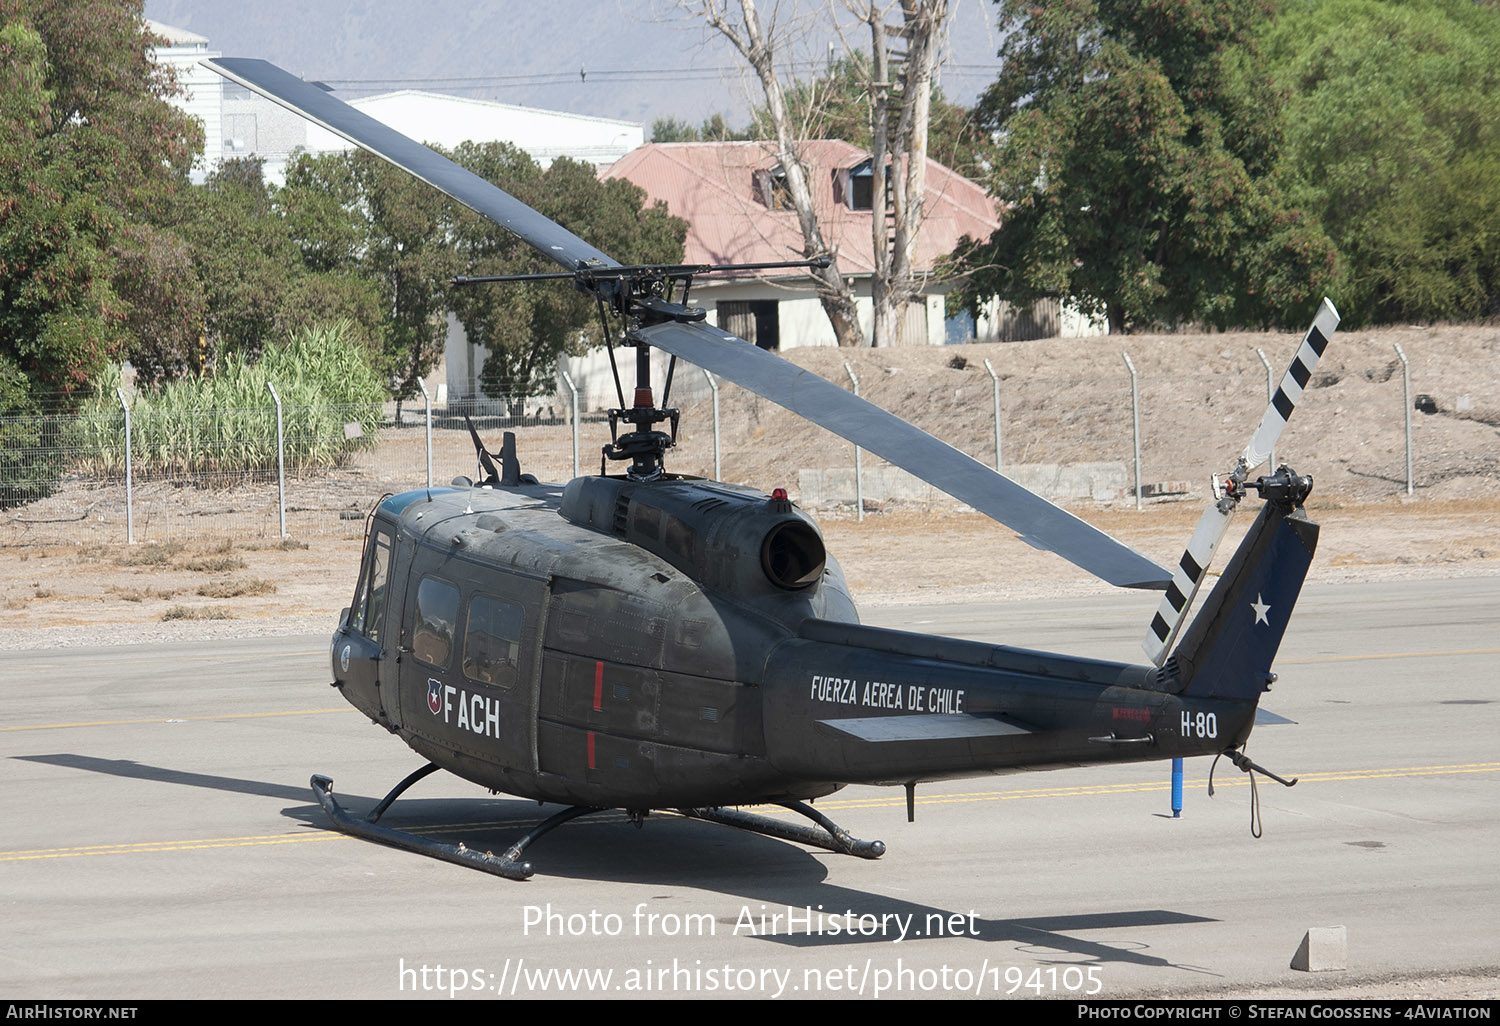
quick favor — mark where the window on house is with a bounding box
[753,167,795,211]
[850,162,874,210]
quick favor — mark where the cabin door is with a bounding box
[394,554,547,779]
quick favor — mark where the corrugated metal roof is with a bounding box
[146,20,210,47]
[603,141,999,274]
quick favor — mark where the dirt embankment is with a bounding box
[1,324,1496,647]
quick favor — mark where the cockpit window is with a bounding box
[352,530,393,645]
[412,575,460,669]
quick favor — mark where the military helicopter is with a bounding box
[206,58,1339,880]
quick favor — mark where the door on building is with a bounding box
[717,301,780,350]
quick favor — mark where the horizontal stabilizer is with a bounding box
[1255,709,1297,726]
[816,713,1038,744]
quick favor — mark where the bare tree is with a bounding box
[861,0,947,349]
[694,0,951,347]
[698,0,863,346]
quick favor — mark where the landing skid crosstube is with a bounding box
[311,769,885,879]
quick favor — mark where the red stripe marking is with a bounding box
[587,731,596,770]
[593,660,604,711]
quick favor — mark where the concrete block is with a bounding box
[1290,926,1347,972]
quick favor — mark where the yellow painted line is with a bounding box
[1281,647,1500,664]
[3,832,344,860]
[805,762,1500,813]
[6,763,1496,864]
[1,708,356,732]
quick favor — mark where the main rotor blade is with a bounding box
[201,58,618,273]
[635,320,1171,590]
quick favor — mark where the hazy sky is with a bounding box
[145,0,1004,127]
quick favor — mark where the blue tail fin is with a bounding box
[1171,487,1319,701]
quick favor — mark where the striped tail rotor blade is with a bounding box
[1242,299,1341,472]
[1142,501,1236,666]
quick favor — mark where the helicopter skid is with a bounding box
[311,774,535,880]
[679,801,886,860]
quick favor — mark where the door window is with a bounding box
[463,594,523,686]
[413,575,460,669]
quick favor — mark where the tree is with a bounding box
[750,52,982,178]
[0,1,202,402]
[692,0,954,347]
[650,114,750,142]
[110,221,206,385]
[858,0,950,350]
[447,144,687,408]
[284,149,461,404]
[1262,0,1500,325]
[284,143,686,410]
[953,0,1335,333]
[175,160,305,366]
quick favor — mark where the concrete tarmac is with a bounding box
[2,576,1496,999]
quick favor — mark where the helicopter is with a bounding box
[205,58,1340,880]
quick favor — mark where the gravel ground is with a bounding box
[2,499,1495,650]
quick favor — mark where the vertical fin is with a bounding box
[1173,499,1319,701]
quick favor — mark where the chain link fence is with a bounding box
[0,394,594,547]
[1,339,1451,547]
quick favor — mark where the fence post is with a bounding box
[983,357,1002,473]
[1393,342,1413,495]
[844,363,863,521]
[702,369,721,481]
[418,378,433,489]
[417,376,435,489]
[561,370,579,479]
[266,381,287,538]
[1254,348,1276,470]
[1122,352,1141,510]
[115,388,134,544]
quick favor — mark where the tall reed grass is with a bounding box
[74,321,387,480]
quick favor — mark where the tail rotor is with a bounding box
[1142,299,1341,666]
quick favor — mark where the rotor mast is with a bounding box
[456,258,829,482]
[602,270,693,481]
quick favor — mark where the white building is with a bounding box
[146,21,222,181]
[303,92,643,169]
[149,22,644,186]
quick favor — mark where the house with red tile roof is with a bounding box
[601,140,1002,350]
